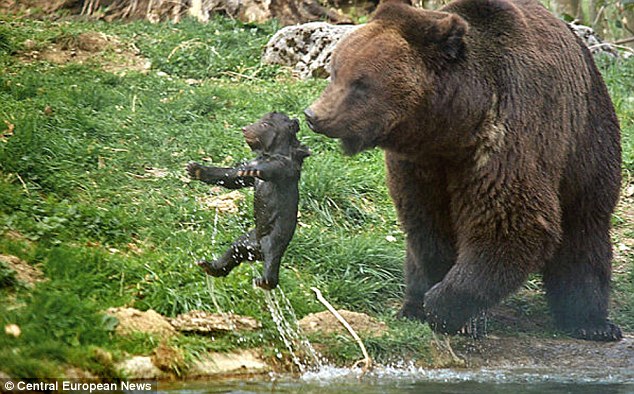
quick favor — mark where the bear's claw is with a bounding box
[571,321,622,342]
[254,276,278,290]
[186,162,201,180]
[457,312,487,339]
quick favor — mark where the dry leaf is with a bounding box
[144,167,168,178]
[1,120,15,142]
[4,324,21,338]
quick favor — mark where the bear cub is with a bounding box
[187,112,310,290]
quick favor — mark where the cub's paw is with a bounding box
[237,169,262,178]
[254,276,278,290]
[186,162,202,180]
[197,259,230,277]
[571,321,622,342]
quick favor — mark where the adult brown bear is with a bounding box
[304,0,622,341]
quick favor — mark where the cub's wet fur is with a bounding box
[187,112,310,290]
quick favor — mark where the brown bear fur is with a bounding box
[305,0,622,340]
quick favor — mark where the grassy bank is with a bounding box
[0,14,632,378]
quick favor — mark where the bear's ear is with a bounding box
[433,13,468,60]
[374,3,468,62]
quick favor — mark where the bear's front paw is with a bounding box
[186,162,202,180]
[197,259,230,277]
[254,276,278,290]
[571,321,622,342]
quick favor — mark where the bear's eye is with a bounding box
[351,77,370,95]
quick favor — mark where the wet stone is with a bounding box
[116,356,162,380]
[170,310,261,333]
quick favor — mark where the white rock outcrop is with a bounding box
[262,22,360,80]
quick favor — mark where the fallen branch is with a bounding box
[589,43,634,55]
[310,287,372,376]
[614,36,634,45]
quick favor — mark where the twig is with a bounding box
[310,287,372,377]
[220,70,262,82]
[15,173,29,196]
[589,43,634,54]
[614,36,634,45]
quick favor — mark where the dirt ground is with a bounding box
[0,254,45,286]
[452,333,634,380]
[19,31,151,74]
[298,309,389,337]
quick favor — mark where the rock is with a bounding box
[0,371,11,380]
[106,307,175,337]
[170,310,261,333]
[188,350,269,377]
[116,356,162,380]
[298,310,388,337]
[64,368,97,380]
[262,22,360,80]
[0,254,46,287]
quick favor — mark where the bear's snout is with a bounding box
[304,107,341,138]
[303,108,317,131]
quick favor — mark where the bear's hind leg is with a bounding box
[543,212,622,341]
[198,230,262,277]
[398,231,457,322]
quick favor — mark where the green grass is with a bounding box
[0,12,632,379]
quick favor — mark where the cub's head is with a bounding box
[243,112,309,159]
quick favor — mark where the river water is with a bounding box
[159,364,634,393]
[193,230,633,394]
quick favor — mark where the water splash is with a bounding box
[200,203,322,372]
[206,207,223,313]
[205,275,223,314]
[201,207,237,330]
[275,286,322,368]
[253,266,323,373]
